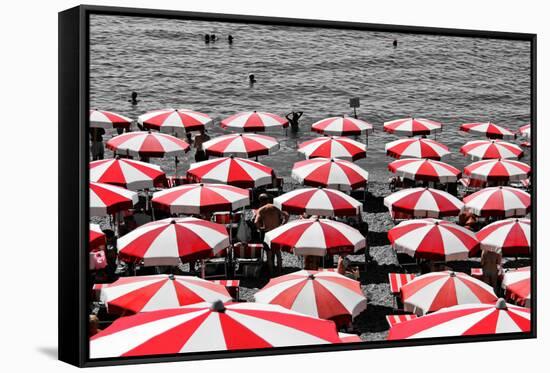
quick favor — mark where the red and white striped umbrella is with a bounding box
[220,111,288,132]
[385,138,450,160]
[90,158,166,191]
[106,132,190,158]
[518,124,531,139]
[94,274,232,314]
[90,301,341,358]
[138,108,211,135]
[400,271,497,315]
[502,267,531,307]
[298,136,367,161]
[90,182,138,216]
[460,122,515,140]
[388,159,461,183]
[254,270,367,320]
[311,116,374,136]
[383,118,442,136]
[384,188,464,218]
[118,217,230,266]
[460,140,523,160]
[463,186,531,217]
[388,219,479,261]
[187,156,274,188]
[203,133,279,158]
[264,218,366,256]
[273,187,362,216]
[464,159,531,182]
[90,109,132,129]
[476,218,530,256]
[152,183,250,215]
[90,224,105,251]
[387,299,530,340]
[291,158,369,191]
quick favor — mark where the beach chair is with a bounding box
[201,247,230,279]
[212,211,242,243]
[265,176,285,197]
[385,314,418,328]
[233,243,264,278]
[388,272,416,310]
[210,279,241,301]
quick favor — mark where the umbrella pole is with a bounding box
[201,259,206,279]
[175,157,178,178]
[145,189,149,212]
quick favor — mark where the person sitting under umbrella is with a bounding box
[255,193,288,275]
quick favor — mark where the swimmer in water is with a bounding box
[205,34,210,43]
[228,34,233,44]
[393,39,398,48]
[249,74,256,86]
[210,34,216,42]
[129,91,139,105]
[285,111,304,133]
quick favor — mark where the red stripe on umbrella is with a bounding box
[90,182,138,216]
[476,218,530,256]
[90,158,167,190]
[90,224,106,251]
[383,118,442,136]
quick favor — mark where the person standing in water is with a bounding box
[249,74,256,87]
[393,39,398,48]
[129,91,139,105]
[285,111,304,133]
[194,128,210,162]
[204,34,210,43]
[90,128,105,160]
[210,33,216,42]
[228,34,233,44]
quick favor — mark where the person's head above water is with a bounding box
[204,34,210,43]
[210,34,216,41]
[258,193,270,206]
[249,74,256,84]
[228,34,233,43]
[131,91,138,100]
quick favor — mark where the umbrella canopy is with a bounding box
[106,132,190,158]
[388,219,479,261]
[383,118,442,136]
[298,136,367,161]
[291,158,369,191]
[118,217,230,266]
[460,140,523,160]
[264,218,366,256]
[385,138,450,160]
[476,218,530,256]
[187,156,274,188]
[387,299,530,340]
[460,122,515,140]
[90,109,132,129]
[384,187,464,218]
[400,271,497,315]
[519,124,531,139]
[90,182,138,216]
[138,108,211,135]
[311,116,373,136]
[220,111,288,132]
[463,186,531,217]
[90,224,106,251]
[90,301,341,358]
[203,133,279,158]
[388,159,461,183]
[463,159,530,182]
[338,333,363,343]
[89,158,166,191]
[94,274,232,314]
[152,183,250,215]
[502,267,531,307]
[254,270,367,320]
[273,187,362,217]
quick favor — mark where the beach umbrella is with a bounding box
[118,217,230,266]
[476,218,530,256]
[383,118,442,136]
[220,111,288,132]
[203,133,279,158]
[311,116,374,136]
[338,333,363,343]
[254,270,367,320]
[460,122,515,140]
[519,124,531,139]
[387,299,530,340]
[502,267,531,307]
[89,182,138,216]
[385,138,450,160]
[463,186,531,217]
[291,158,369,191]
[90,109,132,129]
[273,187,362,217]
[90,301,341,358]
[384,188,464,218]
[187,156,274,188]
[388,159,461,183]
[298,136,367,161]
[94,274,232,314]
[400,271,497,315]
[463,159,530,182]
[138,108,211,135]
[388,219,479,261]
[89,158,166,191]
[106,131,190,158]
[152,183,250,215]
[90,224,106,251]
[460,139,523,160]
[264,218,366,256]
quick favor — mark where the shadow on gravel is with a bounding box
[367,231,390,247]
[363,195,388,213]
[353,304,395,333]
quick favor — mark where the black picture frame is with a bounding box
[58,4,537,368]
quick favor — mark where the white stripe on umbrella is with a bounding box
[502,267,531,307]
[291,158,369,191]
[383,118,442,136]
[463,186,531,217]
[388,159,461,183]
[90,301,341,358]
[152,183,250,214]
[385,138,450,160]
[90,109,132,129]
[273,187,362,216]
[187,156,274,188]
[384,188,464,218]
[106,131,190,158]
[476,218,530,256]
[203,133,279,158]
[298,136,367,161]
[311,116,373,136]
[460,122,515,140]
[220,111,288,132]
[464,159,530,182]
[138,109,211,135]
[90,158,166,190]
[90,182,138,216]
[460,140,523,160]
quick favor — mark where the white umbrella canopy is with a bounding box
[138,108,212,135]
[460,140,523,160]
[383,118,442,136]
[384,187,464,218]
[187,156,274,188]
[463,186,531,217]
[220,111,288,132]
[90,109,132,129]
[298,136,367,161]
[203,133,279,158]
[89,181,139,217]
[273,187,362,217]
[460,122,515,140]
[106,131,190,158]
[311,116,374,136]
[291,158,369,191]
[89,158,167,191]
[385,138,450,160]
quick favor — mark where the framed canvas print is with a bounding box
[58,5,537,367]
